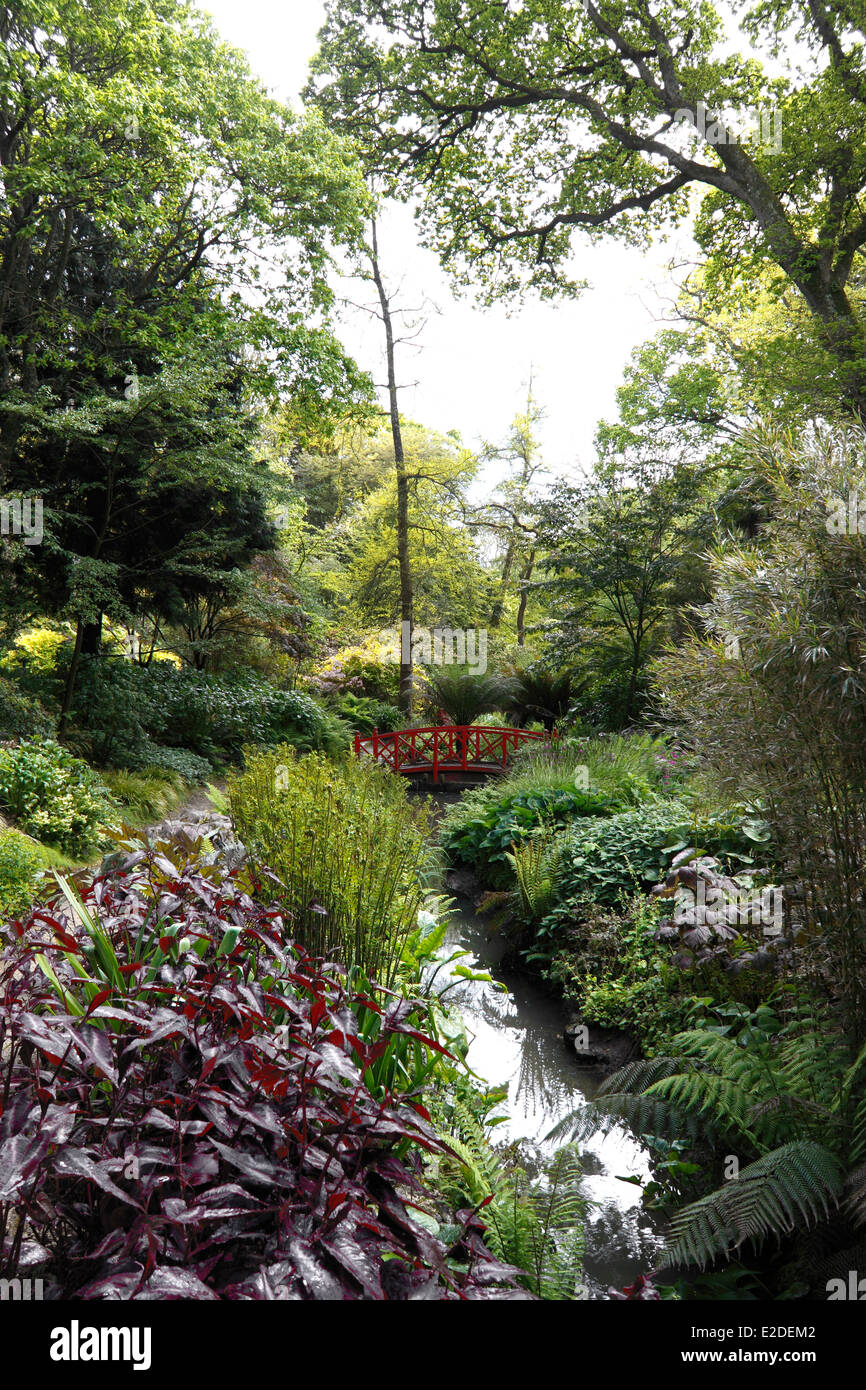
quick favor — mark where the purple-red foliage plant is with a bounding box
[0,837,528,1299]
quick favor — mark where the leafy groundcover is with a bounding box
[0,839,527,1300]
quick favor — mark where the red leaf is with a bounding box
[391,1027,455,1057]
[54,927,82,953]
[85,988,112,1016]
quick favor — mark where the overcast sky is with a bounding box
[202,0,696,481]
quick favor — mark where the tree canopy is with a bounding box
[309,0,866,409]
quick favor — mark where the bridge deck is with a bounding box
[353,724,556,783]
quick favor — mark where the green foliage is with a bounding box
[544,893,715,1049]
[70,658,341,765]
[440,782,613,888]
[507,826,565,928]
[137,745,212,784]
[535,465,706,726]
[654,424,866,1043]
[0,674,54,739]
[0,829,45,919]
[419,666,517,726]
[437,1099,585,1299]
[311,0,866,418]
[329,691,404,734]
[505,663,575,731]
[549,801,769,909]
[0,739,115,856]
[0,624,69,678]
[328,421,490,631]
[100,768,188,825]
[310,633,402,703]
[566,662,655,733]
[440,733,685,888]
[508,730,672,805]
[554,1012,866,1271]
[660,1143,844,1272]
[70,658,160,767]
[227,747,433,985]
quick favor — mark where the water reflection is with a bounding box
[431,904,665,1294]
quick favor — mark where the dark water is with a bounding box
[431,898,664,1297]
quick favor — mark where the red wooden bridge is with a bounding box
[353,724,556,784]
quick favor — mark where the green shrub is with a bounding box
[653,424,866,1044]
[70,657,154,766]
[139,742,212,783]
[441,733,687,887]
[544,892,775,1052]
[547,800,771,909]
[0,828,44,918]
[565,663,653,731]
[69,658,342,765]
[0,623,69,678]
[310,636,402,703]
[440,783,613,887]
[330,691,404,734]
[0,674,55,739]
[150,667,342,757]
[228,747,433,985]
[0,739,116,856]
[337,640,402,703]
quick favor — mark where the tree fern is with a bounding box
[549,1021,866,1273]
[659,1142,844,1270]
[844,1162,866,1227]
[548,1055,706,1146]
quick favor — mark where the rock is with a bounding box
[564,1019,641,1073]
[444,865,482,898]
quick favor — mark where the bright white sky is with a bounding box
[202,0,695,481]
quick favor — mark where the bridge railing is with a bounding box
[353,724,556,781]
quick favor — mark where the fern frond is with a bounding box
[658,1141,844,1271]
[780,1033,850,1109]
[844,1162,866,1227]
[650,1072,753,1136]
[548,1091,701,1146]
[596,1055,684,1097]
[508,826,564,924]
[851,1093,866,1163]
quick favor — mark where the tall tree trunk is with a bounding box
[81,616,102,657]
[624,628,644,727]
[490,538,515,628]
[370,216,414,714]
[57,613,102,738]
[58,621,85,738]
[516,550,535,647]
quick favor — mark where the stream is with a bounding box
[430,895,665,1298]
